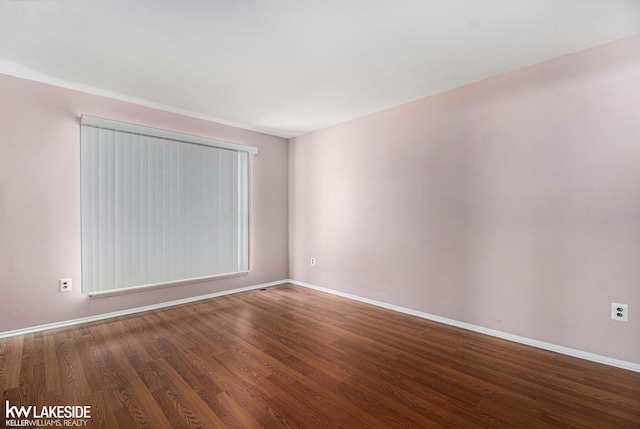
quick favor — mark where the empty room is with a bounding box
[1,1,639,428]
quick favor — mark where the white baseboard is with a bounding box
[288,279,640,373]
[0,279,289,339]
[3,278,638,373]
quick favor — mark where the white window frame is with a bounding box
[79,115,257,297]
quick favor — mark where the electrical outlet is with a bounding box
[310,257,316,266]
[611,303,628,322]
[59,278,72,292]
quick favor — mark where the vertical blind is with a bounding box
[80,116,256,295]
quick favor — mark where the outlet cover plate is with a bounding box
[59,278,72,292]
[611,303,628,322]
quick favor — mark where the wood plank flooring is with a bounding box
[1,283,639,428]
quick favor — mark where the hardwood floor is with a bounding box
[1,283,639,428]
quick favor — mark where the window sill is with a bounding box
[86,271,249,299]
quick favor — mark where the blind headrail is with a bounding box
[80,115,258,155]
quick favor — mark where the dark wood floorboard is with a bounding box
[1,283,639,428]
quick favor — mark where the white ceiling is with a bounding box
[1,0,639,138]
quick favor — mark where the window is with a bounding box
[79,115,257,296]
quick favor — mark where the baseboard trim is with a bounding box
[0,279,289,339]
[288,279,640,373]
[4,278,637,373]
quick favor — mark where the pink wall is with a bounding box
[0,74,288,332]
[289,36,640,363]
